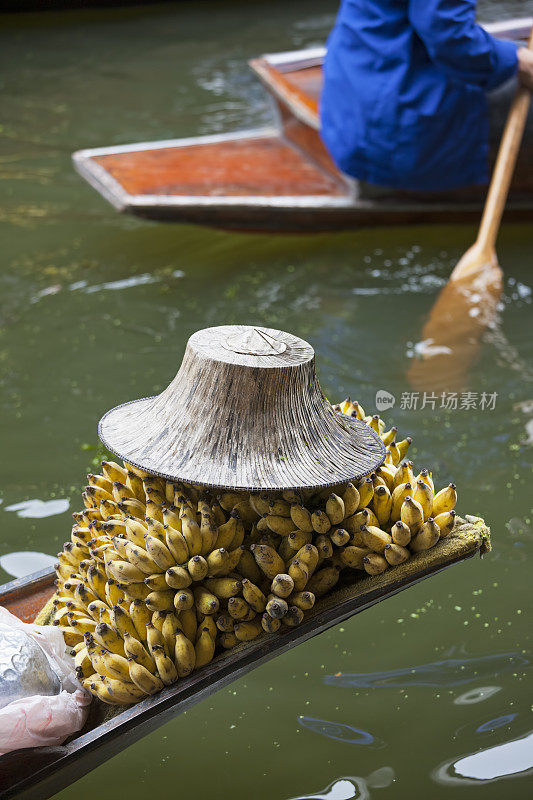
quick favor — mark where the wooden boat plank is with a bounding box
[71,17,533,231]
[90,131,348,199]
[0,567,56,623]
[0,519,487,800]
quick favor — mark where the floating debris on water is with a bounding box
[298,716,384,747]
[325,653,529,689]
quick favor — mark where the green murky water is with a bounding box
[1,2,532,798]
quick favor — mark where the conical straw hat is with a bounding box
[98,325,385,491]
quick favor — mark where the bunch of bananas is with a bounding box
[53,398,457,705]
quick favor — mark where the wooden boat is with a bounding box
[72,18,533,232]
[0,517,488,800]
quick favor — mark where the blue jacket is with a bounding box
[320,0,518,191]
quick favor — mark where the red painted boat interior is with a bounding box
[93,134,347,197]
[3,584,55,623]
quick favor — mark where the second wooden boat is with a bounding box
[0,517,488,800]
[72,18,533,232]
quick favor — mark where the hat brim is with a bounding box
[99,396,386,492]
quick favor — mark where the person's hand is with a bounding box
[517,47,533,91]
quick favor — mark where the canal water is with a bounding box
[1,1,532,798]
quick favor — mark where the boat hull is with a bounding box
[73,18,533,232]
[0,518,487,800]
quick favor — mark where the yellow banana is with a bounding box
[128,659,164,695]
[306,566,340,596]
[357,477,374,509]
[372,485,392,528]
[146,590,175,612]
[393,461,415,489]
[234,619,262,642]
[101,460,128,483]
[434,510,456,537]
[261,614,281,634]
[123,632,156,671]
[341,483,360,517]
[413,479,434,521]
[340,545,372,569]
[288,590,315,611]
[108,560,145,585]
[362,553,388,575]
[239,579,265,612]
[165,527,190,563]
[203,577,242,599]
[144,533,176,571]
[325,493,345,525]
[283,605,304,627]
[195,626,216,666]
[93,622,126,656]
[288,559,309,592]
[181,516,203,556]
[250,543,285,580]
[165,565,192,590]
[270,573,294,599]
[391,482,414,522]
[384,543,410,566]
[432,484,457,517]
[193,586,219,616]
[265,514,294,537]
[311,510,331,534]
[390,520,412,547]
[174,632,196,677]
[228,596,251,620]
[400,496,424,535]
[411,518,440,552]
[173,589,194,612]
[266,596,288,619]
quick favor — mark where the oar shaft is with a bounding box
[477,29,533,252]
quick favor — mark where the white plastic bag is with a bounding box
[0,606,91,756]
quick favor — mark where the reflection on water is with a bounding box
[0,551,57,578]
[288,768,394,800]
[433,731,533,785]
[453,686,502,705]
[476,713,518,733]
[325,653,529,689]
[5,498,70,518]
[298,716,384,748]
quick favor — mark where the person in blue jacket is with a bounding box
[320,1,533,192]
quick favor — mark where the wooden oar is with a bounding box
[407,31,532,391]
[451,28,533,281]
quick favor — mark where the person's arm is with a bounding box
[408,0,518,90]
